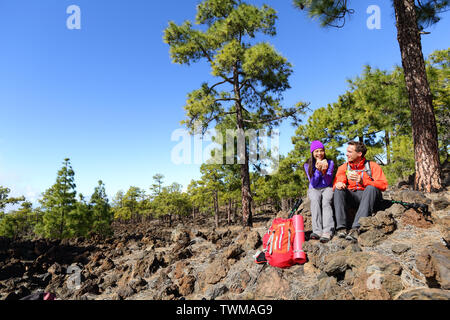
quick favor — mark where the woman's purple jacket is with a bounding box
[304,160,334,189]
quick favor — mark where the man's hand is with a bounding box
[335,182,347,190]
[348,171,362,183]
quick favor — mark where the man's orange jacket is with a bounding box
[333,158,388,192]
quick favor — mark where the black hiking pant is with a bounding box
[334,185,382,230]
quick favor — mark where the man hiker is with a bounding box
[333,141,388,242]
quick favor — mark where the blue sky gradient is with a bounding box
[0,0,449,205]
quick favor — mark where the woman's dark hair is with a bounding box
[304,151,328,179]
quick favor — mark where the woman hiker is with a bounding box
[304,140,335,243]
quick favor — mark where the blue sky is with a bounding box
[0,0,449,206]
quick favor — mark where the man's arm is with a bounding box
[333,163,347,190]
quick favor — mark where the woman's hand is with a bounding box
[315,161,323,171]
[320,160,328,171]
[316,160,327,174]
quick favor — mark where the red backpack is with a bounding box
[262,218,297,268]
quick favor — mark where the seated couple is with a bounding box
[304,140,388,243]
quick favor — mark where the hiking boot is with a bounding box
[345,229,359,242]
[309,232,321,240]
[336,228,348,239]
[320,233,332,243]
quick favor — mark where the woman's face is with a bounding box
[313,148,325,161]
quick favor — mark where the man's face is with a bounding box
[346,145,362,163]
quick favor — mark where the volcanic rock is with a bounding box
[416,243,450,289]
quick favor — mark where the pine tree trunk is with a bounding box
[60,208,65,239]
[393,0,442,192]
[385,131,391,165]
[227,199,232,225]
[232,200,236,222]
[281,198,289,212]
[239,146,253,227]
[214,191,219,228]
[234,65,253,227]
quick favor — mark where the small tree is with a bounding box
[153,183,191,227]
[187,179,210,221]
[200,163,225,228]
[36,158,78,239]
[89,180,113,237]
[0,186,25,213]
[113,186,145,221]
[0,201,33,239]
[67,194,91,238]
[150,174,165,197]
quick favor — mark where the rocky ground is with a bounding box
[1,184,449,300]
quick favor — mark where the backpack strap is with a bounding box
[347,160,373,180]
[364,160,373,180]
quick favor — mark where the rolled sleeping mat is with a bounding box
[292,214,306,264]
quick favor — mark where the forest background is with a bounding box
[0,0,448,238]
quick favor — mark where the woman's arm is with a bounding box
[304,162,322,186]
[310,167,323,188]
[322,160,334,187]
[304,163,311,182]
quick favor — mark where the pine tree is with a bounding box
[89,180,113,237]
[221,164,241,224]
[0,201,33,239]
[153,183,191,227]
[426,48,450,162]
[0,186,25,212]
[113,186,145,221]
[0,213,17,238]
[150,174,165,197]
[164,0,306,227]
[67,193,91,238]
[36,158,78,239]
[187,179,210,221]
[200,163,225,228]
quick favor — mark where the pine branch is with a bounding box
[243,109,299,125]
[209,79,229,92]
[214,98,239,103]
[193,38,234,85]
